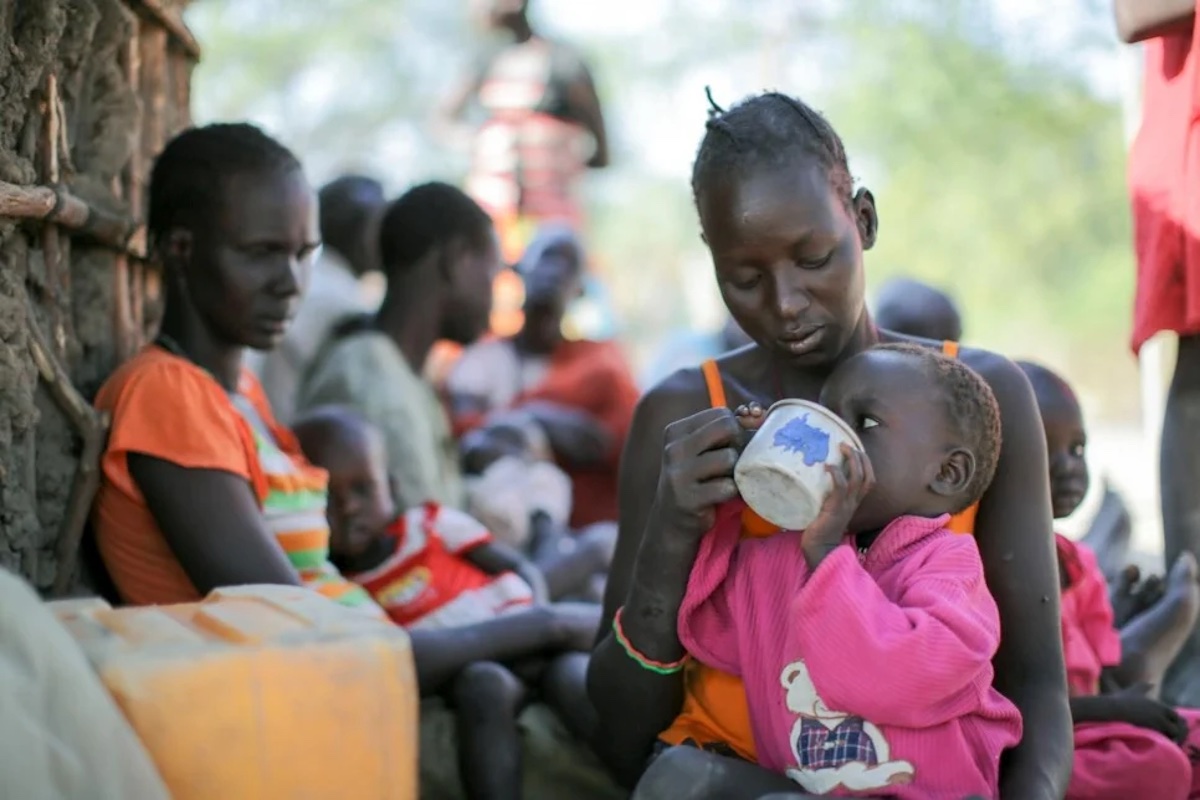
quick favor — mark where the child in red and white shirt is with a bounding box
[351,500,536,630]
[293,406,599,800]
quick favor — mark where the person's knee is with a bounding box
[632,746,723,800]
[541,652,596,740]
[543,651,588,693]
[454,661,526,714]
[578,522,618,571]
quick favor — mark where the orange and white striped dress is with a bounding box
[93,345,379,616]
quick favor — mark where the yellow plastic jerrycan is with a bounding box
[49,585,417,800]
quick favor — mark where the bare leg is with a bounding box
[536,522,617,600]
[632,745,804,800]
[1160,335,1200,705]
[453,661,530,800]
[1120,552,1200,698]
[1080,482,1133,583]
[539,651,597,742]
[1111,564,1144,630]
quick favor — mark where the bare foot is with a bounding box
[1081,482,1133,581]
[1120,552,1200,697]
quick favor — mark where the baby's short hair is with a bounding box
[874,343,1002,511]
[291,405,377,471]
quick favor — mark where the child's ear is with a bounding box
[930,448,974,498]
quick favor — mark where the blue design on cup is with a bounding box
[772,414,831,467]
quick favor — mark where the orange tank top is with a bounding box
[658,340,979,759]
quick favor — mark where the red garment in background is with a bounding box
[1057,535,1200,799]
[454,339,639,529]
[1130,11,1200,353]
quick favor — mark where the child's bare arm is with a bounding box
[466,541,550,604]
[409,603,600,694]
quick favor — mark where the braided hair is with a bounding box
[148,123,302,248]
[692,89,853,210]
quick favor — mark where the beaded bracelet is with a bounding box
[612,606,688,675]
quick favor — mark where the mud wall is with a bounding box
[0,0,194,593]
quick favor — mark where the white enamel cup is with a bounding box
[733,399,865,531]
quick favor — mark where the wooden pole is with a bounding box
[39,72,66,354]
[0,180,144,256]
[24,286,112,597]
[126,0,201,60]
[135,22,169,351]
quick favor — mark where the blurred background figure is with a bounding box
[873,276,963,343]
[1117,0,1200,706]
[188,0,1165,656]
[249,174,386,424]
[640,315,752,389]
[439,0,610,338]
[447,225,638,529]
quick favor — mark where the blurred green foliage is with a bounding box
[186,0,1140,416]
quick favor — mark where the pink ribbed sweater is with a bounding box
[678,500,1022,799]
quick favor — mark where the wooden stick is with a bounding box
[126,0,201,59]
[130,260,145,351]
[42,74,60,183]
[22,291,111,597]
[170,50,195,133]
[40,72,70,356]
[124,23,142,223]
[0,180,145,257]
[117,20,141,361]
[131,23,170,352]
[140,25,168,159]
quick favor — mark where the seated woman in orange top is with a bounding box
[90,124,601,694]
[446,226,640,528]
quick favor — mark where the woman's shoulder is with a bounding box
[951,345,1041,432]
[641,361,710,408]
[629,359,726,441]
[879,334,1033,411]
[96,346,224,413]
[306,330,410,395]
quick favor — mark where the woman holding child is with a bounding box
[588,92,1073,798]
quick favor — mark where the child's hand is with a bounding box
[801,444,874,570]
[1111,694,1188,743]
[734,402,767,431]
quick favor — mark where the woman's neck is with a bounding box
[504,17,534,44]
[157,308,244,392]
[769,311,879,398]
[375,296,438,374]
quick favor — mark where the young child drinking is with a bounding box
[1018,360,1200,800]
[292,406,599,800]
[676,343,1022,799]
